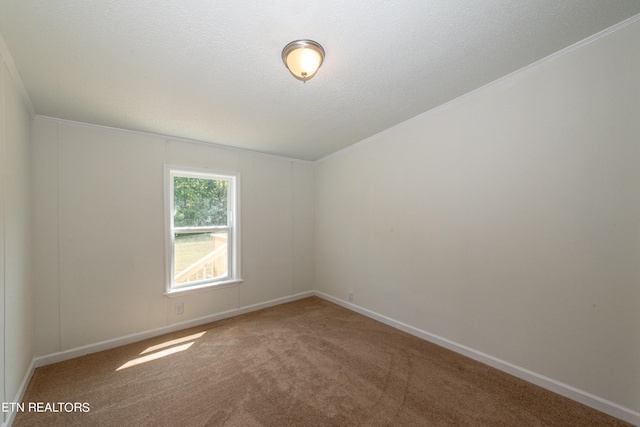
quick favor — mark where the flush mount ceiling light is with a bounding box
[282,39,325,82]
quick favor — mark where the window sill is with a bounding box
[164,278,243,298]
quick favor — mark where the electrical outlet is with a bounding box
[348,291,353,302]
[175,302,184,315]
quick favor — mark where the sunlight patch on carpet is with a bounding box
[140,332,206,355]
[116,331,206,371]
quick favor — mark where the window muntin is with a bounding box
[165,167,239,293]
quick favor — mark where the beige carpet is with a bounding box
[15,297,631,426]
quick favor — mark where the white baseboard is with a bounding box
[25,290,640,426]
[35,291,314,368]
[314,291,640,426]
[2,357,36,427]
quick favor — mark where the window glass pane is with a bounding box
[173,231,229,285]
[173,176,228,227]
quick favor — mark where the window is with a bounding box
[165,166,240,294]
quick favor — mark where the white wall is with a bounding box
[1,54,33,424]
[315,19,640,413]
[32,118,314,355]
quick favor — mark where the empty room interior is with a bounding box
[1,1,640,426]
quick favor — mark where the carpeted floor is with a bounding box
[14,297,631,426]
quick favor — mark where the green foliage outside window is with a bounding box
[174,177,228,227]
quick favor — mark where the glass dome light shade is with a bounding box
[282,40,325,82]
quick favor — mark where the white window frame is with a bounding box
[164,165,241,296]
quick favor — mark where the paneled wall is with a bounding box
[1,54,33,425]
[315,19,640,413]
[32,119,314,355]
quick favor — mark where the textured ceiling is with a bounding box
[1,1,639,160]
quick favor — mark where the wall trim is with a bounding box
[313,291,640,426]
[35,291,313,368]
[33,115,315,164]
[1,357,35,427]
[317,12,640,164]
